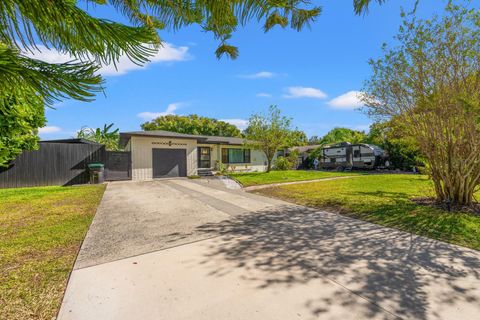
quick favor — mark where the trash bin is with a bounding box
[87,163,105,184]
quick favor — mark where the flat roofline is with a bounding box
[39,138,102,145]
[119,131,247,147]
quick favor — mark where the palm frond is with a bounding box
[0,45,103,105]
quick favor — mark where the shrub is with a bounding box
[274,156,292,171]
[215,160,227,174]
[306,147,322,168]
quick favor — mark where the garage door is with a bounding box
[152,149,187,178]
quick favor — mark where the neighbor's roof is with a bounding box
[119,130,246,147]
[39,138,101,145]
[288,145,322,154]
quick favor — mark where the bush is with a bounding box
[287,149,300,168]
[274,156,290,170]
[215,160,227,174]
[306,147,322,168]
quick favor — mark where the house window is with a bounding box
[222,148,251,164]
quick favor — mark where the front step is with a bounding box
[197,169,214,177]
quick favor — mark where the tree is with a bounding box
[77,123,120,151]
[141,114,241,137]
[308,135,322,145]
[0,92,45,166]
[353,0,415,15]
[288,130,308,147]
[319,127,367,146]
[274,150,300,171]
[244,105,295,172]
[0,1,321,166]
[362,3,480,205]
[364,122,422,170]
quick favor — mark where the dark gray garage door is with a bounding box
[152,148,187,178]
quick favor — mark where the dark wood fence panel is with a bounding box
[105,151,131,181]
[0,142,105,188]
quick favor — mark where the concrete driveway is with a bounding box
[58,178,480,320]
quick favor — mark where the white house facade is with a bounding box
[120,130,269,180]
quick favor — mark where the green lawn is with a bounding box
[229,170,364,187]
[0,185,106,320]
[256,174,480,250]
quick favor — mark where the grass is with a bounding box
[256,174,480,250]
[0,185,106,320]
[228,170,365,187]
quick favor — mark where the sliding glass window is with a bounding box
[222,148,251,164]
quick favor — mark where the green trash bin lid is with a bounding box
[87,163,104,169]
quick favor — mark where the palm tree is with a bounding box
[77,123,120,151]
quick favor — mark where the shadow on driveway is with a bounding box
[194,205,480,319]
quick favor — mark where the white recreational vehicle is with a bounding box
[321,142,390,170]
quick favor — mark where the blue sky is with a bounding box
[37,0,448,139]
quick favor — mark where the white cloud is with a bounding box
[220,119,248,130]
[283,86,327,99]
[25,48,71,64]
[38,126,61,134]
[240,71,276,79]
[25,43,191,76]
[328,91,364,109]
[256,92,272,98]
[101,43,190,75]
[137,102,181,121]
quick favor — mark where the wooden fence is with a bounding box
[0,141,106,188]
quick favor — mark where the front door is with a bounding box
[198,147,211,168]
[346,146,353,166]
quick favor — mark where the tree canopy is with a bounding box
[141,114,242,137]
[353,0,392,14]
[289,130,309,147]
[362,3,480,205]
[307,135,322,145]
[319,127,367,146]
[76,123,120,151]
[0,92,45,167]
[364,122,422,170]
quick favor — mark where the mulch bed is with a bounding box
[412,197,480,215]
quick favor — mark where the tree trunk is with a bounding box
[266,157,272,173]
[408,103,480,207]
[429,155,477,206]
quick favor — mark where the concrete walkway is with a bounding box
[58,179,480,320]
[243,175,357,191]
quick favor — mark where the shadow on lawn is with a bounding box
[195,204,480,319]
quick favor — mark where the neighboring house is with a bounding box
[285,145,321,169]
[119,130,269,180]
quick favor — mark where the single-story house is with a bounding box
[284,145,321,169]
[119,130,269,180]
